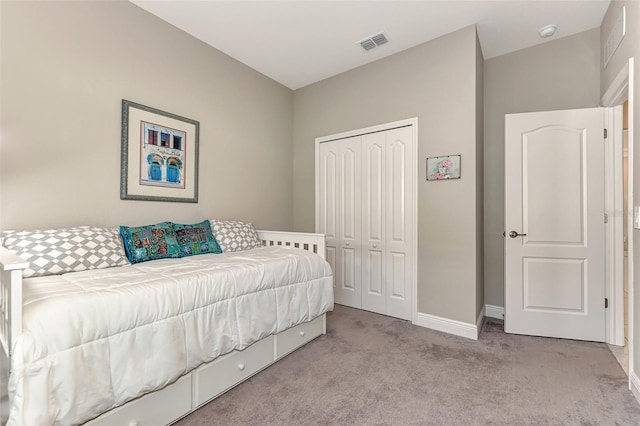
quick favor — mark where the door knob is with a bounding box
[345,242,350,246]
[508,231,527,238]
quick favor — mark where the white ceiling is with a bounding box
[131,0,611,90]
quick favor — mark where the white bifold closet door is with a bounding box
[318,136,362,308]
[318,126,414,320]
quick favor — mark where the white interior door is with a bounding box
[318,137,362,308]
[505,108,606,341]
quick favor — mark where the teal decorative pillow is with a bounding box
[119,222,182,264]
[171,220,222,257]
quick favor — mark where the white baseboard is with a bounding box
[414,312,479,340]
[631,370,640,404]
[485,304,504,320]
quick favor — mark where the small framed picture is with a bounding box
[121,99,199,202]
[426,155,461,181]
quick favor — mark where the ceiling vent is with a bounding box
[359,31,389,52]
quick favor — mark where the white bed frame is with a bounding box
[0,230,327,425]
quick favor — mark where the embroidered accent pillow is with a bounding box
[171,220,222,257]
[1,226,129,278]
[119,222,182,264]
[209,220,262,252]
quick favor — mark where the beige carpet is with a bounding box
[176,305,640,425]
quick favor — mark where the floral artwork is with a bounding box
[426,155,461,181]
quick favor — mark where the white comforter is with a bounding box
[8,247,333,425]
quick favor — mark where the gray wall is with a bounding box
[293,25,483,324]
[476,33,485,319]
[0,1,293,230]
[483,28,601,307]
[600,0,640,381]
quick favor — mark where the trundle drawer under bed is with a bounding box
[87,314,326,426]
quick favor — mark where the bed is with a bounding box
[0,230,333,425]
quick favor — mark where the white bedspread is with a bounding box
[7,247,333,425]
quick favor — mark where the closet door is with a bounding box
[384,126,414,320]
[318,137,362,308]
[361,132,386,314]
[318,140,339,295]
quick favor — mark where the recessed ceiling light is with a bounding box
[538,24,557,39]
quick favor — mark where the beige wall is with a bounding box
[600,0,640,386]
[293,25,483,324]
[0,1,294,231]
[483,29,601,307]
[476,32,485,319]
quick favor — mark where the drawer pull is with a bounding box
[299,331,305,337]
[238,363,245,371]
[128,422,139,426]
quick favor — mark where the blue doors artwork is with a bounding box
[146,154,182,184]
[149,162,162,181]
[141,122,186,188]
[167,164,179,183]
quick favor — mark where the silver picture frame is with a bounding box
[120,99,199,203]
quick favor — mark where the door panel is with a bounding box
[385,127,414,320]
[318,138,361,308]
[523,258,585,311]
[342,247,357,290]
[338,138,362,307]
[342,147,358,241]
[318,143,339,296]
[362,132,386,314]
[389,139,407,242]
[325,246,336,285]
[523,127,585,245]
[365,143,384,241]
[366,251,383,295]
[390,252,406,298]
[505,108,605,341]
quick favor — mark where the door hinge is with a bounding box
[604,128,608,139]
[605,298,609,309]
[604,213,609,223]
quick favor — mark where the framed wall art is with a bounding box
[426,154,461,181]
[121,99,199,202]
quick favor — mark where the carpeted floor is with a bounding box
[175,305,640,425]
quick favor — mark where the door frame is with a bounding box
[602,58,634,378]
[604,105,625,346]
[314,117,419,322]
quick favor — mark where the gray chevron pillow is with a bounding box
[1,226,129,278]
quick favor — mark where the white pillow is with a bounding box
[1,226,129,278]
[209,220,261,252]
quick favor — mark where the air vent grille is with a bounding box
[358,31,390,52]
[360,39,377,51]
[371,33,388,46]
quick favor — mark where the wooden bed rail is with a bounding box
[0,247,29,358]
[256,231,326,260]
